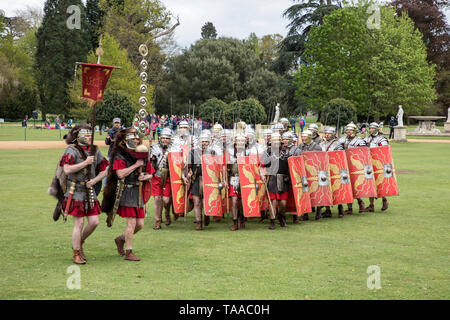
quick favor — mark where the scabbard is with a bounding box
[63,182,76,222]
[111,179,125,225]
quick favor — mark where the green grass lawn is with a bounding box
[0,144,449,300]
[0,126,111,142]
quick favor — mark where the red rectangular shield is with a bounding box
[80,63,115,101]
[346,147,378,198]
[288,156,312,215]
[168,152,185,213]
[248,154,269,211]
[201,154,223,217]
[370,146,399,197]
[302,151,333,207]
[328,150,354,205]
[238,156,261,218]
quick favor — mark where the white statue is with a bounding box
[447,107,450,122]
[396,105,404,127]
[272,103,280,124]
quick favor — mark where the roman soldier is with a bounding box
[57,124,109,264]
[337,122,370,214]
[308,123,323,145]
[320,127,341,151]
[150,128,173,229]
[364,122,389,212]
[211,123,224,156]
[292,129,323,221]
[320,127,344,218]
[227,133,247,230]
[279,118,290,134]
[291,129,322,156]
[246,127,265,156]
[271,123,284,136]
[172,120,191,149]
[170,120,195,219]
[183,130,219,230]
[263,128,272,147]
[281,131,300,224]
[102,128,153,261]
[260,132,290,229]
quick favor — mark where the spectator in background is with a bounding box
[22,115,29,128]
[105,118,123,157]
[389,116,396,139]
[290,116,296,132]
[45,118,50,129]
[55,115,61,129]
[151,119,157,140]
[156,122,162,140]
[67,119,73,129]
[299,116,306,133]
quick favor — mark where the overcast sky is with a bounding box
[2,0,294,48]
[2,0,449,49]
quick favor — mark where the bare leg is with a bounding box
[72,216,84,250]
[125,218,137,250]
[163,196,171,225]
[81,215,99,242]
[153,196,163,229]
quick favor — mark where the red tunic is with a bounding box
[113,158,153,219]
[60,146,109,217]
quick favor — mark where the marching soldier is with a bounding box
[150,128,173,229]
[57,124,109,264]
[183,130,219,230]
[281,131,300,224]
[337,122,370,214]
[103,128,153,261]
[171,120,195,219]
[320,127,344,218]
[364,122,389,212]
[227,134,247,230]
[261,132,290,229]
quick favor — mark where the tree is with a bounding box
[95,90,135,127]
[198,98,228,123]
[35,0,92,118]
[0,13,40,121]
[86,0,105,51]
[100,0,172,86]
[273,0,340,75]
[390,0,450,115]
[201,22,217,39]
[225,98,267,124]
[157,37,281,117]
[295,3,436,121]
[319,98,356,133]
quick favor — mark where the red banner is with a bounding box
[288,156,312,215]
[346,147,378,199]
[302,151,333,207]
[80,63,115,102]
[328,150,354,205]
[202,154,223,217]
[370,146,399,198]
[168,152,186,213]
